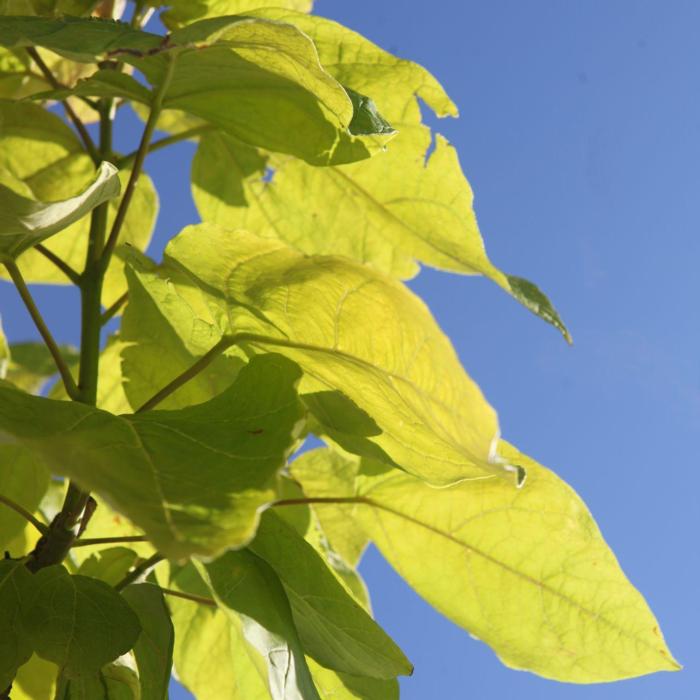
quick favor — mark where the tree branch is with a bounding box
[3,261,80,400]
[117,124,215,168]
[35,244,81,285]
[100,52,177,275]
[0,494,49,535]
[115,553,164,591]
[26,48,100,165]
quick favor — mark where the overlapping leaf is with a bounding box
[291,446,679,683]
[0,353,305,559]
[0,559,34,689]
[124,224,516,486]
[5,341,79,394]
[249,511,411,679]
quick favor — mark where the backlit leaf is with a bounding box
[121,583,174,700]
[0,354,305,559]
[249,511,411,679]
[6,341,79,394]
[11,654,57,700]
[127,224,514,486]
[0,558,34,689]
[291,446,680,683]
[24,565,140,677]
[306,658,399,700]
[76,547,138,586]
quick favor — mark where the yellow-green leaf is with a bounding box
[291,446,679,683]
[0,559,34,689]
[6,341,79,395]
[131,224,514,486]
[11,654,57,700]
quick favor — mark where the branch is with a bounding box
[161,587,217,607]
[136,336,235,412]
[273,496,369,508]
[100,53,177,275]
[26,48,100,165]
[0,494,49,535]
[3,261,80,400]
[100,291,128,325]
[72,535,147,548]
[117,125,215,168]
[115,553,164,591]
[35,244,81,285]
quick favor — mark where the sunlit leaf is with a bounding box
[11,654,57,700]
[201,550,322,700]
[306,658,399,700]
[250,511,411,679]
[0,444,50,550]
[6,341,79,395]
[0,558,34,689]
[121,583,174,700]
[291,446,680,683]
[126,224,514,486]
[76,547,138,586]
[0,354,305,559]
[24,565,140,677]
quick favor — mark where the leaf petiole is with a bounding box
[0,493,49,534]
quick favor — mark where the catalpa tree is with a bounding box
[0,1,678,698]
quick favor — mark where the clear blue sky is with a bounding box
[0,2,696,698]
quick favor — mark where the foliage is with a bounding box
[0,1,677,698]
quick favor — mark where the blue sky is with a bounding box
[0,2,696,698]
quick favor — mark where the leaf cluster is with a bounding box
[0,1,677,698]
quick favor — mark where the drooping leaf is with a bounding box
[306,658,399,700]
[0,444,50,550]
[0,353,305,559]
[24,564,141,677]
[165,562,270,700]
[193,128,569,340]
[158,0,314,30]
[291,446,680,683]
[0,159,120,260]
[76,547,138,586]
[0,558,34,689]
[249,511,411,679]
[121,583,174,700]
[5,341,79,394]
[202,550,322,700]
[126,224,515,486]
[0,15,393,164]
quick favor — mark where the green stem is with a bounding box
[115,553,164,591]
[161,587,217,607]
[0,494,48,535]
[100,53,177,275]
[117,124,214,168]
[35,244,81,285]
[273,496,369,508]
[3,261,80,400]
[100,291,128,325]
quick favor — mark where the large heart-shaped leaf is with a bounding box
[123,224,515,486]
[290,446,679,683]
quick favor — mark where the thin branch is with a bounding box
[161,587,217,607]
[117,125,215,168]
[136,337,234,412]
[0,494,49,535]
[115,553,164,591]
[26,48,100,165]
[100,291,128,325]
[273,496,368,508]
[35,244,81,285]
[4,261,80,400]
[72,535,147,548]
[100,53,177,275]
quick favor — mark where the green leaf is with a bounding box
[57,662,141,700]
[193,127,569,341]
[0,314,9,377]
[291,446,680,683]
[1,1,100,17]
[202,550,322,700]
[0,558,34,688]
[0,159,119,260]
[6,341,79,394]
[306,658,399,700]
[165,562,270,699]
[0,353,305,559]
[11,654,57,700]
[128,224,515,486]
[250,511,411,679]
[0,15,392,164]
[121,583,174,700]
[24,564,140,677]
[0,444,50,550]
[158,0,314,29]
[76,547,139,586]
